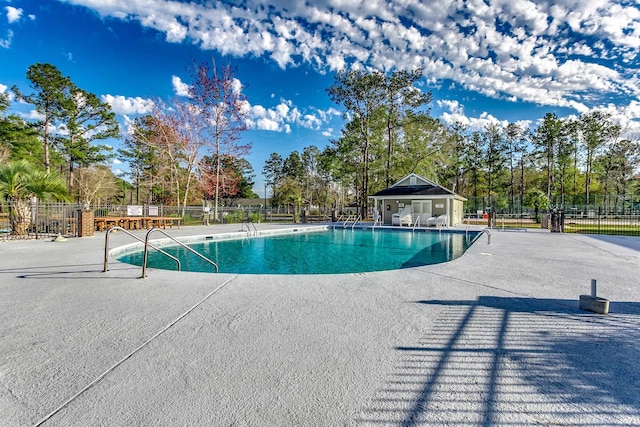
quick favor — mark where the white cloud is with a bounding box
[275,101,290,119]
[299,114,322,129]
[172,75,191,97]
[439,101,510,131]
[437,100,464,115]
[6,6,22,24]
[0,83,14,101]
[231,78,242,95]
[58,0,640,115]
[255,117,281,131]
[588,101,640,140]
[113,158,123,165]
[122,115,136,136]
[0,29,13,48]
[317,107,341,122]
[101,94,155,115]
[242,97,339,133]
[24,109,45,121]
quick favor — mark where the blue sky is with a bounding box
[1,0,639,196]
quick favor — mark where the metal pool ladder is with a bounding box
[103,226,218,278]
[104,226,181,274]
[412,215,421,232]
[241,220,258,237]
[142,228,218,277]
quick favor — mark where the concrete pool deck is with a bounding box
[1,224,639,426]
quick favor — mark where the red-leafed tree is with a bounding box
[189,62,252,220]
[198,155,242,203]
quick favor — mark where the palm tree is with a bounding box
[0,160,68,236]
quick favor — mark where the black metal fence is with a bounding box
[3,201,639,241]
[479,211,640,236]
[562,212,640,236]
[1,201,80,240]
[465,194,640,217]
[92,204,331,225]
[0,202,332,240]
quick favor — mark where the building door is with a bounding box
[411,200,432,225]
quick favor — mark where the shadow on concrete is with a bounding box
[401,234,477,268]
[357,296,640,426]
[582,234,640,253]
[0,263,139,280]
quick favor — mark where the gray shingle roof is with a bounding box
[371,184,454,197]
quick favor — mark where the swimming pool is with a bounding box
[116,227,481,274]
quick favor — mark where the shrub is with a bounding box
[249,212,262,223]
[224,211,244,223]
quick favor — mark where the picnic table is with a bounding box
[94,216,181,232]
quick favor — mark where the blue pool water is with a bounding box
[117,228,481,275]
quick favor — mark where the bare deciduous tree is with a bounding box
[189,62,252,220]
[74,166,118,206]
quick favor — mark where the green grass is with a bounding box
[564,222,640,235]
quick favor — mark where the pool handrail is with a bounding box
[142,228,218,277]
[241,220,258,237]
[103,226,181,273]
[342,214,358,228]
[483,228,492,244]
[412,215,421,232]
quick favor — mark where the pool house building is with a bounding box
[369,173,466,227]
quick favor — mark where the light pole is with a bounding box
[264,182,267,222]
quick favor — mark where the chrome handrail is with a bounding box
[103,226,180,273]
[142,228,218,277]
[241,220,258,237]
[483,228,492,244]
[351,215,361,229]
[412,215,421,232]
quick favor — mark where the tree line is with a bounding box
[3,63,640,236]
[263,69,640,216]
